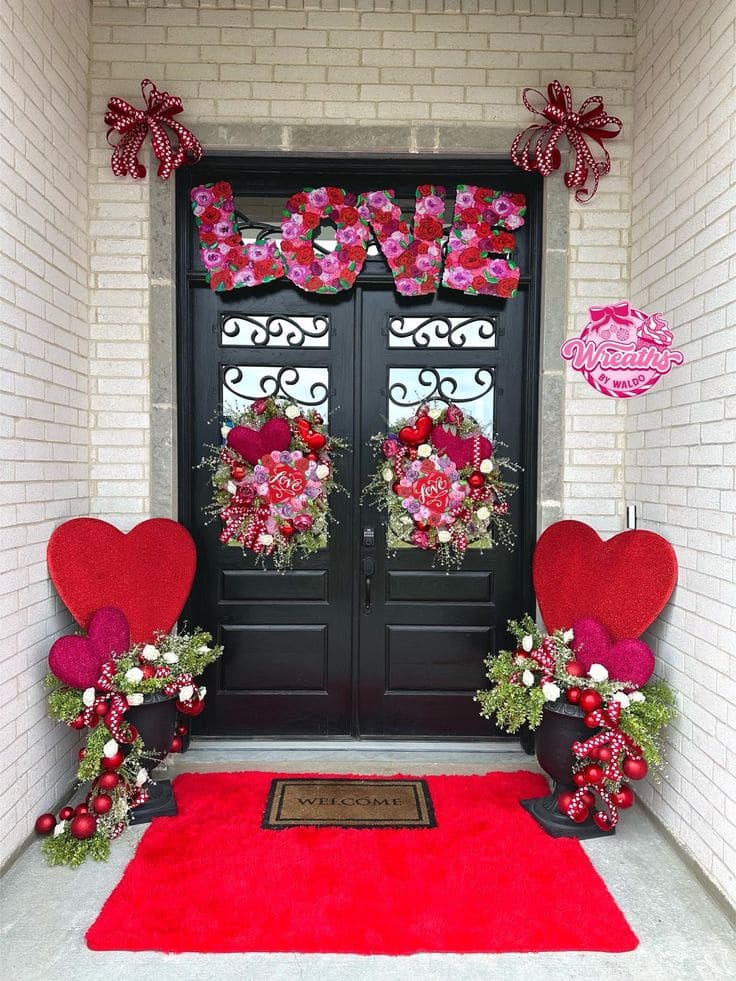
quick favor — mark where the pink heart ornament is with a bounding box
[430,426,492,469]
[48,607,131,690]
[226,418,292,466]
[571,617,655,690]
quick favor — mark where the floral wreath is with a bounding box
[203,397,343,569]
[476,616,675,831]
[37,621,222,866]
[363,403,518,569]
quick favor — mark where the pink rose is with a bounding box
[410,529,430,549]
[445,404,464,425]
[251,398,269,414]
[382,438,401,458]
[293,514,314,531]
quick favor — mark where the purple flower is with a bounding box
[491,196,513,217]
[489,259,511,278]
[367,191,389,210]
[192,187,214,208]
[288,264,308,284]
[308,188,329,208]
[336,227,358,246]
[248,244,270,261]
[253,466,268,483]
[406,500,421,514]
[418,194,444,216]
[455,190,475,209]
[215,221,232,238]
[397,278,419,295]
[446,267,472,290]
[202,250,225,270]
[233,267,257,286]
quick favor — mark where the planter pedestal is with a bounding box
[521,701,615,840]
[125,692,178,823]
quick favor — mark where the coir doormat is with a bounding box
[86,771,638,955]
[263,777,435,829]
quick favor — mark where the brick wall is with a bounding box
[0,0,90,868]
[628,0,736,906]
[88,0,636,528]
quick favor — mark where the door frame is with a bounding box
[174,151,545,738]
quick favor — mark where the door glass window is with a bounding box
[223,365,330,418]
[387,315,497,349]
[222,314,330,348]
[387,367,494,429]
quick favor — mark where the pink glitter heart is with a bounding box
[227,418,291,466]
[48,607,131,689]
[430,427,492,469]
[571,617,655,690]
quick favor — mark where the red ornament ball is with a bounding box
[596,745,613,763]
[75,803,88,816]
[101,750,125,770]
[176,724,188,737]
[570,806,590,823]
[566,686,581,704]
[593,811,613,832]
[584,764,605,785]
[307,452,319,461]
[92,793,113,815]
[468,471,484,489]
[34,813,56,836]
[581,790,596,808]
[280,521,295,538]
[141,664,156,679]
[623,757,648,781]
[557,791,573,814]
[69,714,85,730]
[573,771,587,787]
[97,771,120,791]
[176,697,205,716]
[565,660,584,677]
[59,805,75,821]
[612,785,635,809]
[169,736,183,753]
[584,712,600,729]
[78,748,86,761]
[70,813,97,840]
[578,690,603,714]
[93,701,108,717]
[88,715,99,729]
[230,463,246,481]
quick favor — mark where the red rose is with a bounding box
[472,275,487,291]
[397,250,413,267]
[341,206,359,225]
[301,212,321,231]
[295,245,314,265]
[460,208,480,226]
[416,216,443,242]
[200,232,217,246]
[492,231,516,251]
[254,259,274,279]
[210,269,234,291]
[327,187,345,205]
[348,244,367,262]
[306,276,323,290]
[212,181,232,200]
[459,247,484,270]
[510,193,526,207]
[228,250,248,269]
[225,233,242,247]
[201,206,221,224]
[281,240,297,254]
[495,277,518,298]
[419,279,436,294]
[287,192,309,212]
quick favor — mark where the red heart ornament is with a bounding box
[398,415,433,446]
[431,427,492,468]
[48,607,131,690]
[571,618,655,689]
[227,418,291,465]
[533,520,677,641]
[47,518,196,644]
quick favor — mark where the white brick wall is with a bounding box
[627,0,736,907]
[0,0,90,868]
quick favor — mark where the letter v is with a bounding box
[361,185,446,295]
[190,180,286,292]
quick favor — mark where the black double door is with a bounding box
[178,158,540,740]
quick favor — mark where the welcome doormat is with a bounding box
[263,777,436,829]
[86,770,638,954]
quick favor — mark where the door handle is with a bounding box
[362,555,375,614]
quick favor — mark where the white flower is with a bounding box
[476,506,490,521]
[630,691,646,703]
[227,480,238,495]
[140,644,159,661]
[163,651,179,664]
[612,691,630,709]
[417,443,432,458]
[588,663,609,683]
[563,629,574,644]
[522,669,535,687]
[136,768,148,787]
[220,424,231,439]
[259,533,274,546]
[179,684,195,703]
[53,821,66,838]
[82,687,96,707]
[316,464,329,480]
[400,516,413,525]
[126,693,144,706]
[103,738,119,758]
[125,666,143,684]
[197,645,211,655]
[429,408,442,420]
[542,682,561,702]
[437,529,452,543]
[285,404,300,419]
[382,468,394,482]
[521,635,534,653]
[479,458,493,474]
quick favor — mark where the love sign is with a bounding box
[267,465,307,504]
[191,181,526,300]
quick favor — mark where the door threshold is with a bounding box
[187,739,521,754]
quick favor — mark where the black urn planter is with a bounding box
[520,701,615,840]
[124,692,178,824]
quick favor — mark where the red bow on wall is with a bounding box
[104,79,203,181]
[510,80,623,203]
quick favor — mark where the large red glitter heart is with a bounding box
[47,518,196,644]
[532,520,677,641]
[227,418,292,465]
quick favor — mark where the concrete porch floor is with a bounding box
[1,746,734,981]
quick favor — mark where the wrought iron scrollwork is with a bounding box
[222,314,330,348]
[223,365,330,408]
[387,315,497,349]
[388,367,495,409]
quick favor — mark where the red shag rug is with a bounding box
[86,770,638,954]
